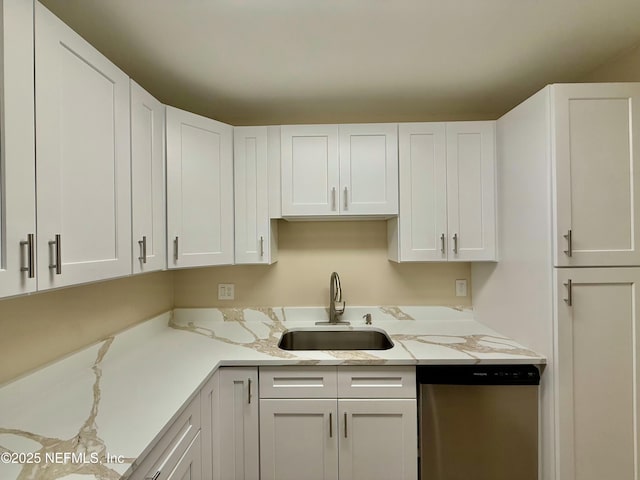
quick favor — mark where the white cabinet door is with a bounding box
[166,106,233,268]
[131,80,166,274]
[555,267,640,480]
[390,123,447,262]
[338,124,398,215]
[260,399,338,480]
[281,125,340,217]
[338,399,417,480]
[35,2,132,289]
[0,0,36,297]
[234,127,278,264]
[166,433,202,480]
[200,371,219,480]
[218,368,259,480]
[446,121,496,261]
[553,83,640,267]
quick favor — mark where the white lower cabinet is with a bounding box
[260,399,339,480]
[555,267,640,480]
[338,399,417,480]
[130,393,201,480]
[202,367,259,480]
[259,366,417,480]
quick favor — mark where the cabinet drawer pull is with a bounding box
[48,234,62,274]
[332,187,337,211]
[248,377,252,404]
[440,233,445,254]
[260,236,264,257]
[344,412,348,438]
[145,471,161,480]
[138,236,147,264]
[563,229,572,257]
[174,236,179,261]
[344,186,348,210]
[20,233,35,278]
[563,279,573,306]
[329,412,333,438]
[452,233,458,254]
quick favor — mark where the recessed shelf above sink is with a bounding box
[278,328,394,351]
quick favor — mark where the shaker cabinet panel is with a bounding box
[166,106,233,268]
[390,121,496,262]
[131,80,166,273]
[260,399,339,480]
[446,121,496,261]
[338,399,417,480]
[553,83,640,267]
[281,125,340,217]
[392,123,447,261]
[218,368,260,480]
[0,0,36,297]
[555,267,640,480]
[35,2,132,289]
[338,124,398,215]
[234,126,278,265]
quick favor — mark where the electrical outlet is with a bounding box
[455,279,468,297]
[218,283,235,300]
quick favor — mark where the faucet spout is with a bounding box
[317,272,349,325]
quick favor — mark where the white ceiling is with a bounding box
[40,0,640,125]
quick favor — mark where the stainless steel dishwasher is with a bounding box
[418,364,540,480]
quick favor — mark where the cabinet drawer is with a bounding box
[259,366,337,398]
[129,393,201,480]
[337,366,416,398]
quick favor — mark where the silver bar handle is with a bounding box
[563,229,572,257]
[260,236,264,257]
[174,236,179,261]
[20,233,35,278]
[344,186,348,210]
[329,412,333,438]
[139,236,147,264]
[344,412,348,438]
[452,233,458,254]
[440,233,445,254]
[563,279,573,306]
[49,234,62,275]
[248,378,252,404]
[332,187,336,211]
[145,472,161,480]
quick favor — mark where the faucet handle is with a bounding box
[335,300,346,315]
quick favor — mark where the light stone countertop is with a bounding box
[0,306,545,480]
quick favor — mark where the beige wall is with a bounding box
[174,220,472,308]
[581,42,640,82]
[0,271,173,385]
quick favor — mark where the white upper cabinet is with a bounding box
[35,2,132,290]
[130,81,166,274]
[166,106,234,268]
[281,125,340,217]
[234,126,279,265]
[446,121,496,261]
[338,124,398,215]
[0,0,37,298]
[389,121,496,262]
[281,124,398,218]
[390,123,448,262]
[553,83,640,267]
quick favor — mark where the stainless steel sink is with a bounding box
[278,328,394,351]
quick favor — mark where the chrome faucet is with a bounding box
[316,271,348,325]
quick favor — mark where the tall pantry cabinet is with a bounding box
[0,0,36,297]
[472,83,640,480]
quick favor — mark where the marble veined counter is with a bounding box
[0,306,544,480]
